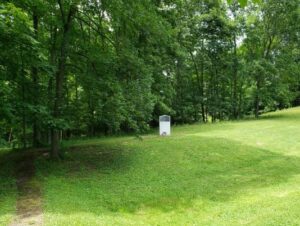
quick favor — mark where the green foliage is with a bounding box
[227,0,261,7]
[0,0,299,147]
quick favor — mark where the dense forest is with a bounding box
[0,0,299,157]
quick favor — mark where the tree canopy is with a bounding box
[1,0,299,157]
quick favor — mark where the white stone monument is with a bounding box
[159,115,171,136]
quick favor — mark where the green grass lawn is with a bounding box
[2,108,300,225]
[34,107,300,226]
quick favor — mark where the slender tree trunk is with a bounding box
[238,81,243,117]
[32,9,41,147]
[232,33,238,119]
[200,58,206,122]
[253,37,273,119]
[51,3,77,158]
[47,23,57,145]
[255,79,261,118]
[8,128,13,144]
[212,64,219,122]
[189,50,206,123]
[255,96,259,118]
[21,56,27,149]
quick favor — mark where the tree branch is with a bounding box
[74,14,116,48]
[57,0,66,24]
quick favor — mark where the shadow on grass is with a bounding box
[0,148,47,224]
[260,115,300,122]
[0,150,17,224]
[259,110,300,121]
[35,136,300,215]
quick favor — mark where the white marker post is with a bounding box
[159,115,171,136]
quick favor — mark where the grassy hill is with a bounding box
[2,107,300,225]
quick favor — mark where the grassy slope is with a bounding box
[0,150,16,226]
[35,107,300,226]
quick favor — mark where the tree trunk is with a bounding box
[255,96,259,118]
[21,55,27,149]
[232,33,238,119]
[189,50,206,123]
[8,128,13,144]
[200,58,206,123]
[51,3,77,158]
[32,9,41,148]
[254,79,261,118]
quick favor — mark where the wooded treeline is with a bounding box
[0,0,299,157]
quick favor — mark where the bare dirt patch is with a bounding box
[10,151,44,226]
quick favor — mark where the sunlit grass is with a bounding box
[35,107,300,225]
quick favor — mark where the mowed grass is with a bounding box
[0,150,16,226]
[33,108,300,225]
